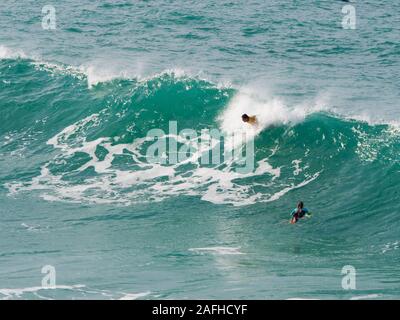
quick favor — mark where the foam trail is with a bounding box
[264,172,320,203]
[0,45,27,60]
[5,110,319,207]
[350,294,381,300]
[119,291,151,300]
[0,285,85,300]
[83,64,130,89]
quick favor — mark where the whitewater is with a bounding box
[0,0,399,299]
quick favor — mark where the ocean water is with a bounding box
[0,0,399,299]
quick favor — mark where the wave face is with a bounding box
[1,56,400,299]
[2,57,399,207]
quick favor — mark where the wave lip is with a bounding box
[2,51,399,207]
[0,45,226,90]
[218,86,330,147]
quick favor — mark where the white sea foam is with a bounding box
[82,64,133,89]
[21,223,48,232]
[0,45,230,90]
[352,124,400,163]
[3,55,326,206]
[119,291,151,300]
[0,284,150,300]
[0,285,85,300]
[345,112,400,128]
[79,65,207,89]
[381,241,399,254]
[350,294,381,300]
[264,172,320,203]
[33,61,86,81]
[218,86,328,148]
[0,45,27,60]
[5,97,321,206]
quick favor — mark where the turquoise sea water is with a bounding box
[0,1,399,299]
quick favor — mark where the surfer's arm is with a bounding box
[249,116,258,125]
[303,208,313,217]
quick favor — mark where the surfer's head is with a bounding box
[242,114,250,122]
[297,201,304,209]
